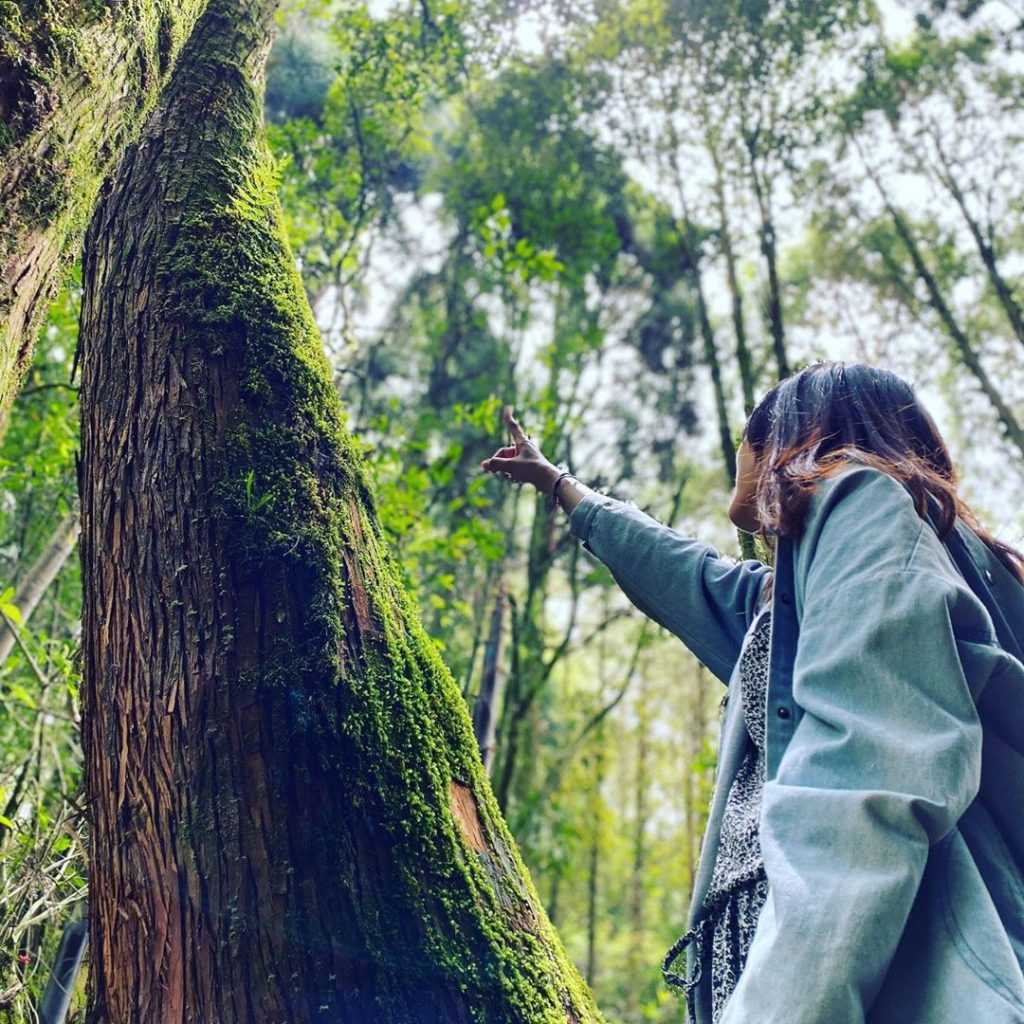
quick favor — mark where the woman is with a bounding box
[479,361,1024,1024]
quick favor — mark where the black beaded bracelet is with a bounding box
[548,469,574,510]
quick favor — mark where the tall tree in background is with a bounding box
[823,21,1024,458]
[77,0,601,1018]
[0,0,210,430]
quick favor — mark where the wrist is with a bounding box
[538,461,563,495]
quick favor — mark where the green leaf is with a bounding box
[0,601,22,625]
[8,684,36,708]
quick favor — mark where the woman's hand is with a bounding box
[479,406,559,494]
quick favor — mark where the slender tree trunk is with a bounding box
[683,667,700,894]
[687,665,711,901]
[625,666,649,1019]
[676,219,757,558]
[77,0,601,1019]
[702,117,756,416]
[494,482,576,816]
[665,122,737,488]
[891,202,1024,456]
[930,132,1024,353]
[495,596,523,813]
[0,0,209,432]
[584,727,605,989]
[547,867,562,928]
[691,257,737,488]
[741,126,789,380]
[472,582,507,772]
[857,147,1024,459]
[585,598,611,991]
[0,512,79,665]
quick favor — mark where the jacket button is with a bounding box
[778,591,791,604]
[777,706,791,719]
[984,569,994,583]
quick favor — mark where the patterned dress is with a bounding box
[663,597,773,1023]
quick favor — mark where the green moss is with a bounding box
[0,2,23,46]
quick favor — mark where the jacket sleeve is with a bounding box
[568,491,770,684]
[720,467,991,1024]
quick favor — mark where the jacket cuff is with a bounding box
[568,492,615,553]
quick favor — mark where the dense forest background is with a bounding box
[2,0,1024,1019]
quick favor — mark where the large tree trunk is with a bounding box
[77,0,601,1020]
[0,0,210,433]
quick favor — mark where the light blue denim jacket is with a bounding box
[568,463,1024,1024]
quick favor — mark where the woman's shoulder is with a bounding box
[794,463,926,580]
[804,460,914,521]
[794,462,1000,646]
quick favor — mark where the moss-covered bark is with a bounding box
[0,0,208,433]
[77,0,602,1020]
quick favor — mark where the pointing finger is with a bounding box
[503,405,528,444]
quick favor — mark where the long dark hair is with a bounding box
[742,360,1024,584]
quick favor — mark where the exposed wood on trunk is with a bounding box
[77,0,601,1019]
[450,780,488,853]
[0,512,79,666]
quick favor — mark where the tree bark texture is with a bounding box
[77,0,601,1021]
[0,0,208,432]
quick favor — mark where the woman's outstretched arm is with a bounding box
[480,407,770,684]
